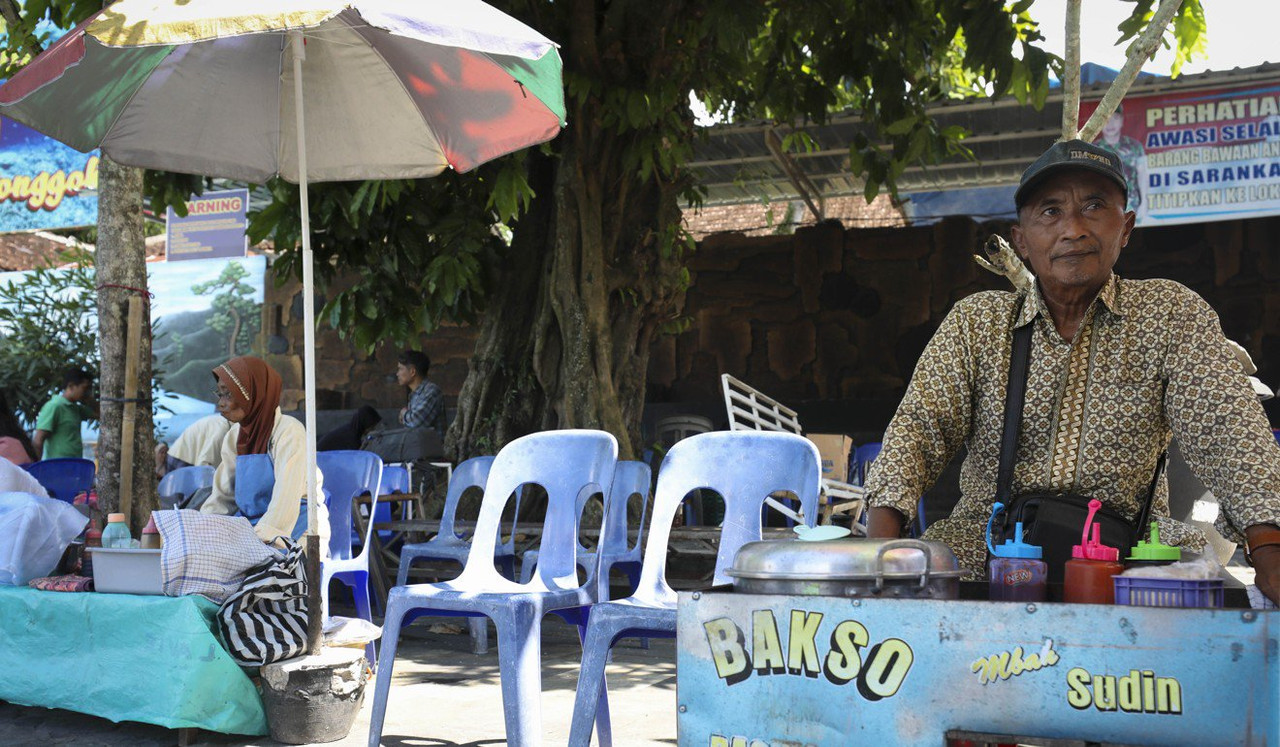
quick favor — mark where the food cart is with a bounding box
[676,539,1278,746]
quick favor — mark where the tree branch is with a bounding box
[1079,0,1185,142]
[0,0,46,59]
[1060,0,1082,140]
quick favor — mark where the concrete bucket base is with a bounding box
[261,647,368,744]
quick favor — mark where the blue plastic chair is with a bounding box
[369,430,618,747]
[374,465,410,544]
[157,465,215,503]
[518,460,651,600]
[567,431,821,747]
[316,451,382,662]
[854,441,883,484]
[395,456,497,654]
[24,458,95,502]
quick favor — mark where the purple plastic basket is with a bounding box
[1113,576,1224,608]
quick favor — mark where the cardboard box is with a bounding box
[806,433,853,482]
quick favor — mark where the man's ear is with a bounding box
[1010,223,1027,260]
[1121,210,1136,247]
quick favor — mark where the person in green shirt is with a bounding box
[33,368,95,459]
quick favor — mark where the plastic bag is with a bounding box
[324,615,382,647]
[0,492,90,586]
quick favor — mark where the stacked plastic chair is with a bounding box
[567,430,822,746]
[519,460,651,600]
[24,457,95,502]
[315,450,382,662]
[369,429,618,747]
[394,455,497,654]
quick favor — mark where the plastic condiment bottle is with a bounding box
[1063,499,1125,604]
[101,513,132,549]
[1125,521,1181,570]
[140,514,162,550]
[985,502,1047,602]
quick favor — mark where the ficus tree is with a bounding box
[5,0,1208,464]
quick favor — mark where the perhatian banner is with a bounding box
[1081,78,1280,227]
[0,115,99,232]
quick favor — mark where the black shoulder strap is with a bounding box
[1134,451,1168,540]
[995,322,1034,504]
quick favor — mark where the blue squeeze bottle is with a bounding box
[986,502,1048,602]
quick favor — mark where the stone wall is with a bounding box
[260,272,477,414]
[278,214,1280,432]
[651,214,1280,433]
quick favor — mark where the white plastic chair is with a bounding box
[567,431,821,746]
[157,465,215,504]
[518,460,651,600]
[368,429,618,747]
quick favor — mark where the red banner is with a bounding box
[1080,79,1280,226]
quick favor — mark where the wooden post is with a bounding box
[118,296,143,523]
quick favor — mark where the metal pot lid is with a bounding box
[727,537,966,583]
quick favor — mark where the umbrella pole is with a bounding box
[291,31,324,656]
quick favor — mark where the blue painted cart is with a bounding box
[677,591,1277,746]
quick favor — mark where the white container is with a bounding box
[89,547,163,595]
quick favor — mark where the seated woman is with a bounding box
[155,413,232,479]
[199,356,325,545]
[0,391,38,466]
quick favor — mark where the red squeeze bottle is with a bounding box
[1063,500,1125,604]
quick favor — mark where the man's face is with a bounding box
[395,363,415,387]
[65,380,92,402]
[1011,169,1134,299]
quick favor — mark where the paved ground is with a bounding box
[0,613,678,747]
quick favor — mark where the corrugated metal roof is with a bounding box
[688,62,1280,208]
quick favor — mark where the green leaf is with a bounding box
[884,115,917,136]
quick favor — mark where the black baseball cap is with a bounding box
[1014,138,1128,210]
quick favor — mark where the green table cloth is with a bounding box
[0,586,267,735]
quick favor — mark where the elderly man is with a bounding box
[866,138,1280,604]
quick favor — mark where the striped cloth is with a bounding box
[155,509,278,603]
[217,540,308,667]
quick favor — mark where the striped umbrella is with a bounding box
[0,0,564,645]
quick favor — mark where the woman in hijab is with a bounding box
[200,356,325,544]
[317,405,382,452]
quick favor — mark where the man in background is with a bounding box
[396,350,445,439]
[33,368,94,460]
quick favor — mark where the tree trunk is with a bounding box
[95,157,156,531]
[448,111,688,461]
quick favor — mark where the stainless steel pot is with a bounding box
[726,537,964,599]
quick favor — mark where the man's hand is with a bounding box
[1251,546,1280,606]
[866,506,907,539]
[398,407,408,426]
[1246,524,1280,606]
[154,443,169,479]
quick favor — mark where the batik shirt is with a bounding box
[402,379,445,437]
[866,274,1280,577]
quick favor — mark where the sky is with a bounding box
[1029,1,1278,75]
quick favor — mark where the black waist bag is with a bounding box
[992,322,1163,584]
[998,493,1142,584]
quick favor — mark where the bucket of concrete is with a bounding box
[261,647,368,743]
